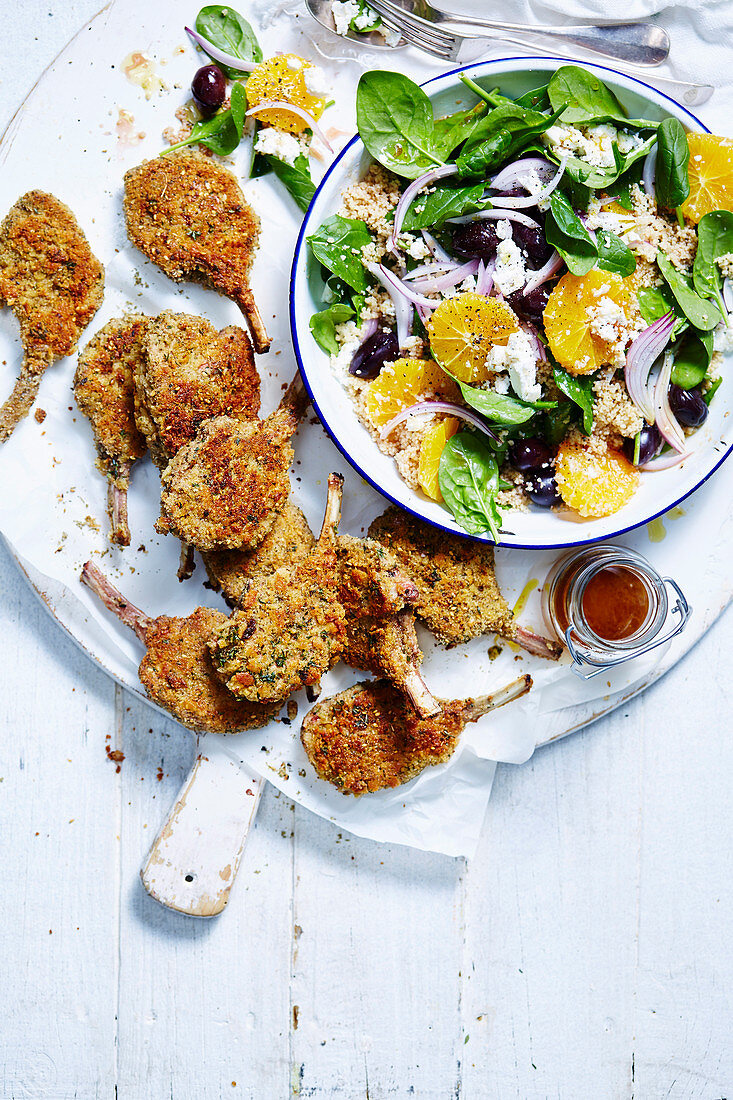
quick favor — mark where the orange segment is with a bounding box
[555,440,639,517]
[245,55,326,133]
[366,358,448,428]
[543,270,635,376]
[680,134,733,223]
[427,293,518,383]
[418,417,460,500]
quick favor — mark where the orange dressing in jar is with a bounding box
[580,566,650,641]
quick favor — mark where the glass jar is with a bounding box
[542,544,691,679]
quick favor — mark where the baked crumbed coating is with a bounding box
[202,501,315,604]
[0,190,104,438]
[368,506,516,646]
[301,680,465,795]
[75,314,150,474]
[135,310,260,468]
[157,412,293,552]
[139,606,278,733]
[123,152,268,352]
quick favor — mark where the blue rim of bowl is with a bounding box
[289,55,730,550]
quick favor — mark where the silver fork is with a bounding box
[367,0,713,105]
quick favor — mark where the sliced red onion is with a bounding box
[360,318,379,344]
[490,156,555,192]
[624,312,675,422]
[406,258,479,294]
[185,25,258,72]
[523,250,563,296]
[402,260,459,281]
[365,262,415,345]
[476,258,495,296]
[379,400,499,443]
[421,229,454,264]
[640,449,689,471]
[416,304,432,328]
[447,208,540,230]
[366,261,440,310]
[642,146,657,197]
[245,102,333,151]
[488,156,567,208]
[519,320,546,361]
[654,350,686,453]
[723,277,733,314]
[389,165,459,252]
[599,195,619,206]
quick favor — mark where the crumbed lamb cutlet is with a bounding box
[202,501,315,605]
[336,534,439,718]
[0,190,104,441]
[208,474,346,705]
[74,315,150,545]
[301,674,532,796]
[123,153,269,353]
[369,507,562,659]
[80,561,277,733]
[157,372,309,553]
[134,310,260,469]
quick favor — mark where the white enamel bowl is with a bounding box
[290,57,731,549]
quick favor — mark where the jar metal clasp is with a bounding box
[564,576,691,680]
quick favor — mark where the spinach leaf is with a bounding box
[432,104,486,159]
[703,377,722,405]
[553,365,594,434]
[654,118,690,211]
[637,284,688,341]
[164,81,248,155]
[309,304,354,355]
[258,153,315,212]
[452,379,537,426]
[308,215,372,294]
[613,159,644,210]
[558,133,656,190]
[693,210,733,311]
[547,66,657,129]
[516,84,551,111]
[671,330,714,390]
[545,190,598,275]
[541,402,575,447]
[457,104,565,177]
[401,182,488,231]
[438,432,503,541]
[195,5,262,74]
[657,250,721,331]
[596,228,636,276]
[356,71,444,179]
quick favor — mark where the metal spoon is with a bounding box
[306,0,407,48]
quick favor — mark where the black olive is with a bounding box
[349,329,399,380]
[451,221,500,261]
[191,65,226,114]
[668,384,708,428]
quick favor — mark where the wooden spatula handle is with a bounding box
[140,737,263,917]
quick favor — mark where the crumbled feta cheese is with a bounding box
[493,373,511,395]
[485,329,541,402]
[286,55,303,71]
[332,0,360,34]
[331,320,366,375]
[493,239,526,295]
[542,121,617,168]
[353,5,376,29]
[495,218,513,240]
[617,129,645,155]
[586,296,638,366]
[402,234,431,261]
[304,65,330,99]
[713,319,733,353]
[254,126,305,166]
[522,168,551,212]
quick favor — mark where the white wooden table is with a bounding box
[1,4,732,1097]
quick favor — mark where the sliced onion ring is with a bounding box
[406,259,479,294]
[389,165,459,252]
[523,250,562,296]
[476,258,495,296]
[653,350,686,453]
[245,102,333,151]
[640,449,689,471]
[642,146,657,198]
[421,229,454,264]
[366,262,440,310]
[488,155,567,208]
[185,25,258,72]
[447,208,540,230]
[625,311,675,423]
[490,156,556,192]
[379,400,499,443]
[723,277,733,314]
[364,263,414,348]
[402,260,459,281]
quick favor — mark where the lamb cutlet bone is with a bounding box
[208,473,347,705]
[0,191,104,442]
[80,561,277,734]
[123,153,270,353]
[301,674,533,796]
